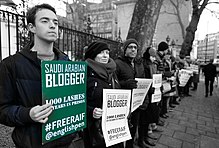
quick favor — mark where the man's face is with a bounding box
[125,43,138,58]
[31,9,58,43]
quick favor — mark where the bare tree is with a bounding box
[162,0,186,39]
[63,0,87,30]
[127,0,164,55]
[180,0,219,58]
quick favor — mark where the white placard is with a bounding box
[131,78,152,112]
[178,69,193,87]
[102,89,132,147]
[151,88,162,103]
[152,74,162,88]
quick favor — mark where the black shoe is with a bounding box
[152,127,163,132]
[205,94,208,97]
[157,121,165,126]
[191,88,197,91]
[185,94,192,97]
[169,104,176,108]
[160,114,169,119]
[144,139,156,146]
[147,134,158,140]
[172,101,180,105]
[138,141,149,148]
[210,93,212,96]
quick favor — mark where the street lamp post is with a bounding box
[205,34,208,63]
[166,35,170,54]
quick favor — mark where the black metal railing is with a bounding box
[0,9,122,61]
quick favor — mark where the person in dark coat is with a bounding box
[115,39,145,148]
[138,47,163,148]
[83,41,124,148]
[203,59,217,97]
[0,4,77,148]
[155,41,170,119]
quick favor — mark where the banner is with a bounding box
[102,89,132,147]
[41,61,87,144]
[131,78,152,112]
[178,69,193,87]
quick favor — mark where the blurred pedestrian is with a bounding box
[203,59,217,97]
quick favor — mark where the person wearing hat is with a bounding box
[137,47,164,148]
[115,39,145,148]
[154,41,171,121]
[83,41,124,148]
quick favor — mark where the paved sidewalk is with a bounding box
[145,81,219,148]
[1,81,219,148]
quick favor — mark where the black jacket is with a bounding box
[0,45,76,148]
[115,56,145,87]
[86,66,120,123]
[203,63,216,80]
[115,56,147,109]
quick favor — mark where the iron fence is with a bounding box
[0,9,122,61]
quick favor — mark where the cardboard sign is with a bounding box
[102,89,132,147]
[41,61,87,144]
[131,78,152,112]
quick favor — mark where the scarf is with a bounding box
[86,58,116,82]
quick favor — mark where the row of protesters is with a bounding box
[0,4,78,148]
[0,3,161,148]
[0,3,190,148]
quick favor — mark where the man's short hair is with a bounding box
[26,3,56,26]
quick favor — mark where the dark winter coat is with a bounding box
[86,66,120,120]
[115,56,145,86]
[85,59,123,148]
[115,56,147,110]
[0,44,76,148]
[203,63,217,80]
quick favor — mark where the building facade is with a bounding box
[197,32,219,63]
[86,0,118,39]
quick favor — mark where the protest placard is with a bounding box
[151,88,162,103]
[41,61,87,144]
[131,78,152,112]
[178,69,193,87]
[152,74,162,88]
[190,64,199,73]
[102,89,132,147]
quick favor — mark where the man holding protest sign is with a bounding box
[115,39,145,148]
[0,4,77,148]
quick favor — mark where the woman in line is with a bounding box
[83,41,124,148]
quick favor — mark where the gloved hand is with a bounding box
[125,79,138,89]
